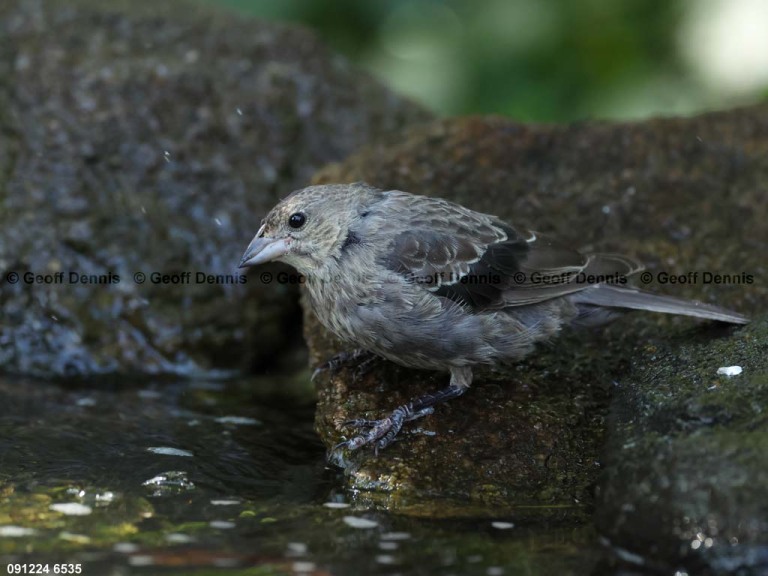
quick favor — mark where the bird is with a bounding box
[239,182,749,454]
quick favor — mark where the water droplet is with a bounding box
[142,471,196,496]
[287,542,308,556]
[166,533,195,544]
[147,446,194,457]
[59,532,90,544]
[211,499,241,506]
[323,502,350,509]
[209,520,236,529]
[50,503,93,516]
[128,556,155,567]
[292,562,316,573]
[717,365,742,377]
[214,416,260,426]
[343,516,378,529]
[380,531,411,541]
[0,526,36,537]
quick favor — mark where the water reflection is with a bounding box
[0,375,598,574]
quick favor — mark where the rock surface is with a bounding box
[308,108,768,569]
[0,0,430,377]
[595,317,768,574]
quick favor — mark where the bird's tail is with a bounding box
[570,284,749,325]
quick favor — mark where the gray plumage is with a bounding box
[239,182,748,452]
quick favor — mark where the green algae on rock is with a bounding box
[595,316,768,574]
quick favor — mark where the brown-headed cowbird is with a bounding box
[239,183,748,453]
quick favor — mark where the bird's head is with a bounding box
[239,183,378,275]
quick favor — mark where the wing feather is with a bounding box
[365,191,641,310]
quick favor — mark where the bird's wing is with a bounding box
[371,192,641,311]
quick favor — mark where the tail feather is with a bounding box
[570,284,749,325]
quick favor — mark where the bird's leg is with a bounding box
[335,366,473,454]
[351,353,380,382]
[311,349,377,382]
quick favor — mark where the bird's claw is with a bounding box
[351,354,379,382]
[340,417,379,429]
[333,406,435,455]
[311,349,377,383]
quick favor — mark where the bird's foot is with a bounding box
[331,384,467,458]
[334,405,435,454]
[311,349,377,382]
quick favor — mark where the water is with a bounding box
[0,374,599,574]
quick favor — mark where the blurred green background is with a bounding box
[205,0,768,122]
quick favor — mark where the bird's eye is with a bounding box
[288,212,306,229]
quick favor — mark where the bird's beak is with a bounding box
[238,233,290,268]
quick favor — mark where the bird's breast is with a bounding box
[304,268,372,341]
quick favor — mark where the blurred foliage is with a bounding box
[203,0,767,122]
